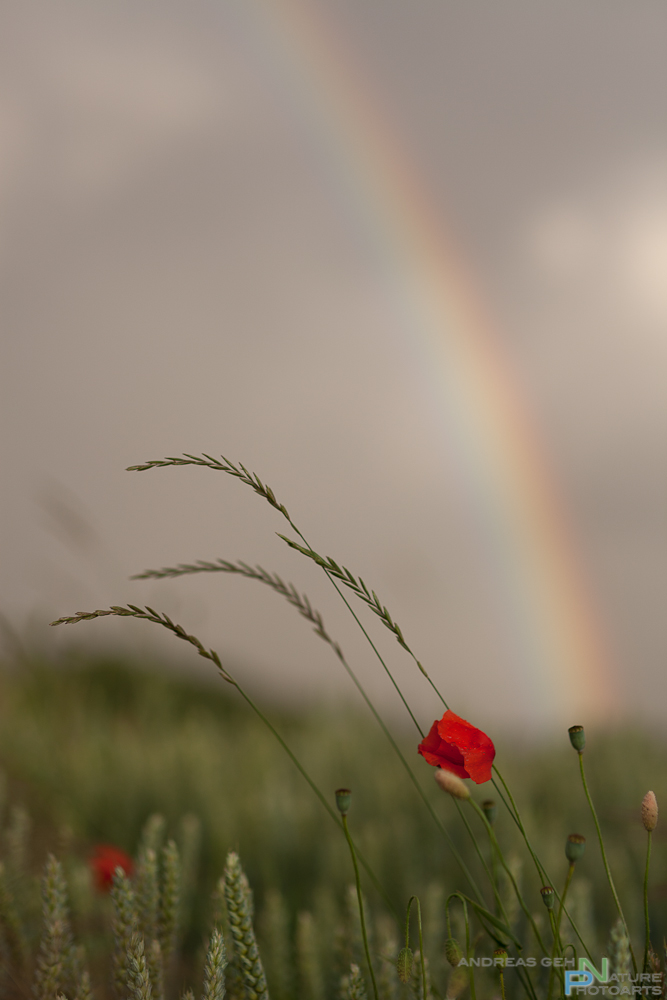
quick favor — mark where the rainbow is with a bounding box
[241,0,618,724]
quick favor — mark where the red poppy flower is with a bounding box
[418,710,495,784]
[90,844,134,892]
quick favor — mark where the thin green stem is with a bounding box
[643,830,652,972]
[454,801,506,919]
[548,864,574,1000]
[342,814,379,1000]
[499,968,507,1000]
[469,800,547,957]
[491,766,594,964]
[577,753,636,974]
[405,897,427,1000]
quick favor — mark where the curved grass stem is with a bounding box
[405,897,427,1000]
[576,753,636,974]
[342,813,379,1000]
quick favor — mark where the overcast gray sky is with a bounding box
[1,0,666,735]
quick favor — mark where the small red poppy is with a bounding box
[418,709,495,784]
[90,844,134,892]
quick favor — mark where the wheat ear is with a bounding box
[223,852,269,1000]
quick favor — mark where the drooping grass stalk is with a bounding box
[339,807,379,1000]
[643,829,652,972]
[127,453,428,737]
[50,605,397,919]
[575,752,636,973]
[111,868,139,998]
[132,559,489,906]
[202,927,227,1000]
[223,851,269,1000]
[34,855,74,1000]
[404,897,427,1000]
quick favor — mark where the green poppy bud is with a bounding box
[568,725,586,753]
[482,800,497,825]
[540,886,555,910]
[335,788,351,816]
[397,947,414,983]
[445,937,463,967]
[493,949,508,968]
[565,833,586,862]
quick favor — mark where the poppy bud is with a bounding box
[540,886,555,910]
[493,949,508,968]
[565,834,586,863]
[397,947,414,983]
[434,769,470,800]
[482,800,497,825]
[641,791,658,832]
[335,789,351,816]
[445,937,463,967]
[568,725,586,753]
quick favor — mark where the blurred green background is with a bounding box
[0,649,665,974]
